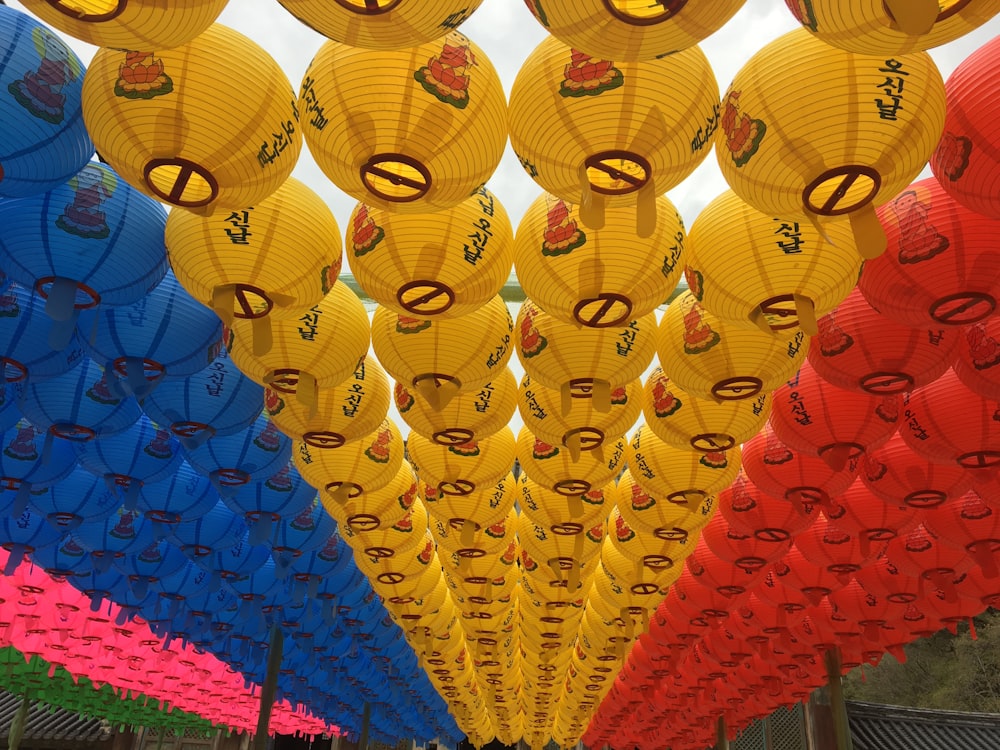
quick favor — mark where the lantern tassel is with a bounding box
[567,493,583,519]
[211,286,236,329]
[850,204,888,260]
[578,166,606,231]
[560,383,573,418]
[461,518,476,548]
[295,371,318,418]
[565,433,582,463]
[636,182,657,239]
[884,0,939,34]
[251,316,273,358]
[793,295,818,336]
[11,482,30,518]
[592,379,611,414]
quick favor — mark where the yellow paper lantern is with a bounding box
[372,295,514,410]
[226,281,369,411]
[517,427,627,497]
[508,34,718,234]
[444,563,519,604]
[518,473,615,537]
[656,291,809,402]
[440,539,520,598]
[300,31,507,214]
[588,559,665,623]
[276,0,483,49]
[340,494,428,559]
[714,28,945,256]
[356,533,441,603]
[513,191,685,327]
[615,468,716,541]
[20,0,229,50]
[264,356,389,449]
[164,177,341,333]
[318,459,417,535]
[297,418,404,507]
[786,0,1000,55]
[686,190,862,336]
[518,374,641,454]
[521,543,599,601]
[82,24,301,213]
[431,509,516,561]
[348,188,513,319]
[605,505,702,570]
[386,573,451,625]
[421,472,517,531]
[516,299,656,403]
[518,512,604,592]
[599,537,683,601]
[408,427,516,495]
[395,367,517,446]
[642,366,770,453]
[627,424,740,507]
[523,0,744,59]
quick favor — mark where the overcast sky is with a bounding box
[8,0,1000,438]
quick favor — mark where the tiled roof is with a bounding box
[0,690,112,744]
[848,700,1000,750]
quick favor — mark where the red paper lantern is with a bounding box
[854,553,923,606]
[697,626,754,670]
[859,177,1000,328]
[742,423,858,513]
[718,472,816,543]
[770,360,901,471]
[884,523,976,602]
[921,490,1000,578]
[810,287,957,395]
[793,513,880,580]
[701,509,793,573]
[827,579,909,646]
[911,584,987,636]
[772,545,850,606]
[860,431,973,510]
[900,367,1000,477]
[953,565,1000,610]
[757,562,815,623]
[953,316,1000,401]
[931,35,1000,220]
[824,478,922,558]
[686,542,767,599]
[669,567,744,629]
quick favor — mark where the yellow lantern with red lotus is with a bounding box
[348,188,513,319]
[516,427,626,498]
[642,366,770,453]
[657,291,809,402]
[317,458,417,535]
[300,31,507,215]
[421,472,517,531]
[518,473,615,536]
[615,468,716,541]
[407,428,516,496]
[514,191,685,327]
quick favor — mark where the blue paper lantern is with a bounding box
[112,538,188,599]
[0,418,79,516]
[17,356,141,444]
[0,161,168,349]
[140,344,264,449]
[0,506,64,574]
[78,270,223,399]
[0,283,85,380]
[136,460,220,535]
[71,506,156,574]
[167,499,246,562]
[68,566,133,611]
[28,465,119,532]
[268,499,336,577]
[77,414,184,510]
[28,533,93,579]
[179,584,238,637]
[0,7,94,199]
[146,560,214,621]
[196,529,272,583]
[284,529,353,603]
[224,460,316,546]
[183,412,291,497]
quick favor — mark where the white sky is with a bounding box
[7,0,1000,438]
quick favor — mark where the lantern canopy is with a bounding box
[0,6,94,199]
[81,24,302,213]
[714,28,946,256]
[18,0,231,50]
[932,34,1000,220]
[514,192,686,327]
[508,35,719,234]
[165,176,342,332]
[276,0,483,49]
[686,190,861,336]
[300,31,507,214]
[523,0,747,61]
[348,188,513,320]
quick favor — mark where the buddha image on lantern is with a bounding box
[682,301,720,355]
[559,50,623,98]
[541,199,586,257]
[395,315,431,334]
[364,427,392,463]
[519,306,548,359]
[143,429,174,460]
[351,204,385,257]
[685,268,705,301]
[3,423,39,462]
[7,27,81,125]
[966,323,1000,371]
[415,35,476,110]
[817,312,854,357]
[651,378,682,418]
[721,90,766,168]
[890,190,950,264]
[114,51,173,100]
[785,0,818,31]
[0,287,19,319]
[934,132,973,182]
[55,164,118,240]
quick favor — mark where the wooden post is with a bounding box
[823,649,854,750]
[716,716,729,750]
[358,703,371,750]
[7,695,30,750]
[253,625,285,750]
